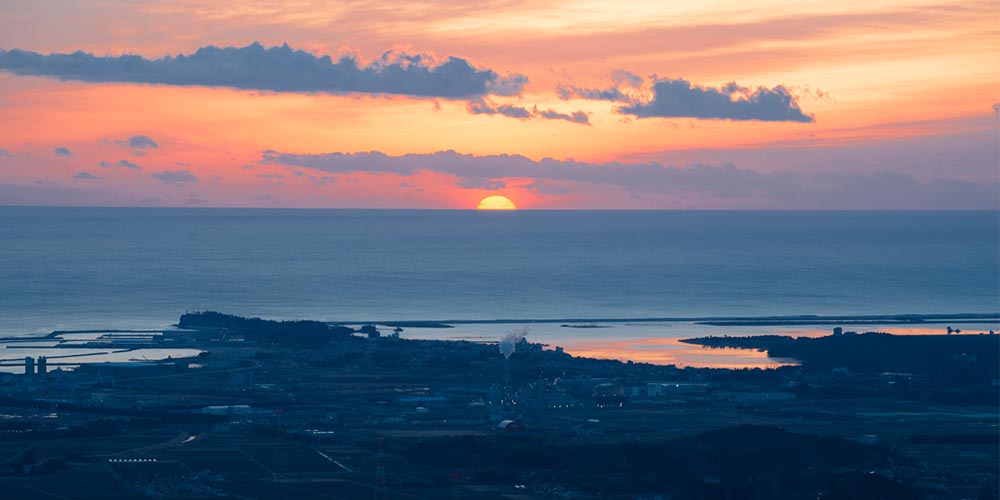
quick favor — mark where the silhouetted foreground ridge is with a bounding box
[404,425,923,499]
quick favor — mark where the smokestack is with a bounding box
[499,328,527,404]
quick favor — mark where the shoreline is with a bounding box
[1,312,996,341]
[1,312,996,344]
[1,312,997,372]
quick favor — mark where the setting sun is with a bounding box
[476,195,517,210]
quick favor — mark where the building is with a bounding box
[200,404,255,415]
[24,357,34,376]
[645,382,709,398]
[497,420,524,432]
[74,361,183,380]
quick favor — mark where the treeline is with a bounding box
[402,425,923,499]
[179,311,354,347]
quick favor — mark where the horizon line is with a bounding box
[2,205,998,212]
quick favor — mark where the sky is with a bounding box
[0,0,997,209]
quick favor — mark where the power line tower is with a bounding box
[373,436,388,500]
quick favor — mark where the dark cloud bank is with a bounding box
[0,43,754,126]
[0,42,526,99]
[559,76,814,122]
[263,149,997,209]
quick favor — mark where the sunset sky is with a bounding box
[0,0,997,209]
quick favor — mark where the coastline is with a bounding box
[1,311,997,373]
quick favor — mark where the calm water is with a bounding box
[0,208,997,337]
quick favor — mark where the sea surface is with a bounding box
[0,208,997,366]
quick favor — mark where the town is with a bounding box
[0,311,996,498]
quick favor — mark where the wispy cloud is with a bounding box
[524,180,572,195]
[115,135,159,149]
[73,171,101,180]
[0,42,526,99]
[467,99,532,119]
[557,84,631,103]
[536,108,590,125]
[252,194,281,205]
[262,149,997,208]
[151,169,198,184]
[457,177,507,190]
[53,146,73,157]
[99,159,141,170]
[468,98,590,124]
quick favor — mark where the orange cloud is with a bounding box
[1,0,997,207]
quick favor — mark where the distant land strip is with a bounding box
[1,313,995,343]
[329,312,999,328]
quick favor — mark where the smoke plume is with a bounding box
[499,329,526,359]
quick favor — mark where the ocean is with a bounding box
[1,207,997,337]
